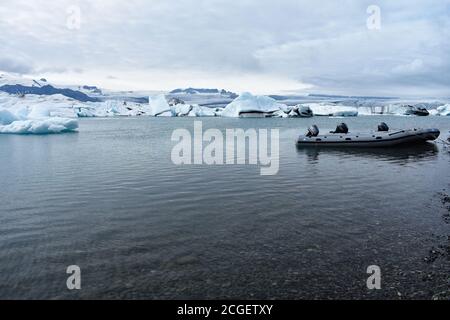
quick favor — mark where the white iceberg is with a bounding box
[0,106,78,134]
[0,118,78,134]
[381,104,412,116]
[279,104,292,113]
[174,104,193,116]
[187,105,217,117]
[303,103,358,117]
[285,105,314,118]
[89,101,129,117]
[148,94,218,117]
[436,104,450,116]
[148,94,173,116]
[76,107,96,118]
[272,110,289,118]
[221,92,286,117]
[75,100,153,118]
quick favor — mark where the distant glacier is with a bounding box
[1,72,449,134]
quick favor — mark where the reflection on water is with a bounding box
[298,142,440,165]
[0,117,449,300]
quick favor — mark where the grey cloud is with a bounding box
[0,0,449,96]
[0,57,34,74]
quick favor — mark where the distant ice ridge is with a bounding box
[149,93,316,118]
[0,104,78,134]
[298,103,358,117]
[1,71,450,122]
[75,100,152,117]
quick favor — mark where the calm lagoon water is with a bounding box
[0,116,449,299]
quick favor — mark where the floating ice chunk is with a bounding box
[304,103,358,117]
[0,117,78,134]
[286,105,314,118]
[106,101,121,115]
[199,107,217,117]
[221,92,286,117]
[0,104,78,134]
[187,105,216,117]
[174,104,193,116]
[436,104,450,116]
[382,104,409,115]
[272,110,288,118]
[76,108,96,118]
[279,104,292,113]
[149,94,173,116]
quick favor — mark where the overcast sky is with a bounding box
[0,0,449,96]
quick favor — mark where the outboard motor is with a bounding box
[378,122,389,132]
[306,125,319,137]
[333,123,349,134]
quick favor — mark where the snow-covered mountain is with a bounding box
[0,73,99,102]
